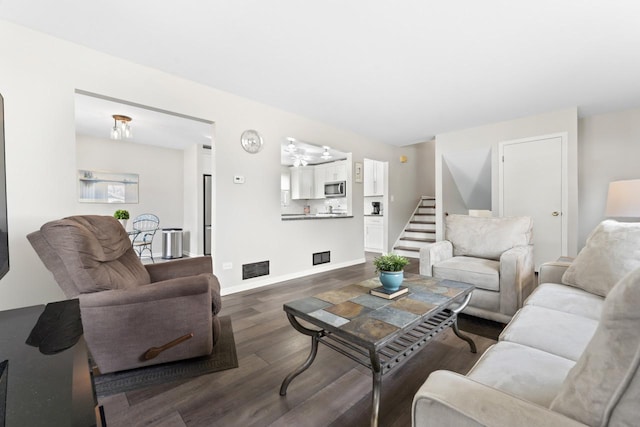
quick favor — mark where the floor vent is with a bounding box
[313,251,330,266]
[242,261,269,280]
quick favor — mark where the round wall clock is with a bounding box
[240,129,264,153]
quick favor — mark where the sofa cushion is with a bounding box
[40,215,150,293]
[467,341,574,407]
[499,305,598,361]
[445,214,532,261]
[550,267,640,426]
[561,220,640,297]
[524,283,603,320]
[433,256,500,291]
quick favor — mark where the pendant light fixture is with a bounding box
[286,138,297,153]
[111,115,132,140]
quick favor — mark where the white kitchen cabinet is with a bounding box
[314,164,326,199]
[364,160,385,196]
[325,160,347,182]
[291,161,348,200]
[291,167,315,199]
[364,216,383,252]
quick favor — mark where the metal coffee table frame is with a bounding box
[279,291,476,427]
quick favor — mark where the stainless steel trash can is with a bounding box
[162,228,183,259]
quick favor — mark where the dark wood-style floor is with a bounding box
[99,255,503,427]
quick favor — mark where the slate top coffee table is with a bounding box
[279,273,476,427]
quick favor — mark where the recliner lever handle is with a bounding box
[141,332,194,361]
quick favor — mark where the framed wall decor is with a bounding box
[78,170,139,203]
[354,161,363,183]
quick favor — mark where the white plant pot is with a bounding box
[118,219,128,229]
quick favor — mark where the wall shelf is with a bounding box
[78,170,139,203]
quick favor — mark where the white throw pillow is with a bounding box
[550,267,640,426]
[561,220,640,297]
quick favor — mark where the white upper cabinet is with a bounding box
[291,167,315,199]
[314,164,327,199]
[325,160,347,182]
[290,160,350,200]
[364,159,385,196]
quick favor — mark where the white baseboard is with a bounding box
[181,251,203,258]
[220,257,367,296]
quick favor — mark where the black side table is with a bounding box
[0,304,103,426]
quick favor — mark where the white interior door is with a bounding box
[499,134,567,270]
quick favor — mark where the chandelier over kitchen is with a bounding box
[111,114,132,140]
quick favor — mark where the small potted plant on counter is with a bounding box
[114,209,130,229]
[373,253,410,292]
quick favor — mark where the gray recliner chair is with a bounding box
[28,215,222,374]
[419,214,535,323]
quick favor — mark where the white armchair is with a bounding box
[419,214,535,323]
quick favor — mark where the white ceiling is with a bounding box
[280,138,348,166]
[74,92,213,150]
[3,1,640,146]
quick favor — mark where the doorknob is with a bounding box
[552,211,560,216]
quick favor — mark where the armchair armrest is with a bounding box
[419,241,453,276]
[144,257,221,315]
[78,277,213,373]
[499,245,535,316]
[538,261,572,286]
[145,255,213,282]
[413,370,586,427]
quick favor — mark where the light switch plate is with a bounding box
[233,175,245,184]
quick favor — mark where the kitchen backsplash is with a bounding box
[282,197,347,215]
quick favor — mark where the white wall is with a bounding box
[76,135,184,256]
[0,20,422,309]
[578,108,640,246]
[435,108,579,255]
[415,139,436,197]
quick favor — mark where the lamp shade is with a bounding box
[605,179,640,217]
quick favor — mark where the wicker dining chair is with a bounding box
[131,213,160,262]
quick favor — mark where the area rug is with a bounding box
[93,316,238,397]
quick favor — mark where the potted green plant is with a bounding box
[114,209,130,229]
[373,253,410,291]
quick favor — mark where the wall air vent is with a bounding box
[313,251,331,266]
[242,261,269,280]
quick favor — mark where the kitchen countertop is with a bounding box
[282,213,353,221]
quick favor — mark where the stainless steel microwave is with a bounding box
[324,181,346,198]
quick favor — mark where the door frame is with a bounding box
[203,173,212,256]
[497,132,569,256]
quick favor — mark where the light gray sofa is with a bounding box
[413,219,640,427]
[420,214,535,323]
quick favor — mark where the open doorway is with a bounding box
[203,173,212,255]
[74,90,215,258]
